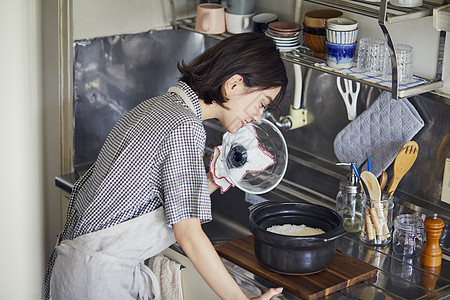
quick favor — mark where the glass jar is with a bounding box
[336,181,364,232]
[392,214,425,257]
[360,195,394,245]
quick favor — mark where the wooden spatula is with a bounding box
[386,141,419,199]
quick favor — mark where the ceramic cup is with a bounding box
[326,41,357,69]
[223,0,255,15]
[226,12,254,34]
[326,28,358,44]
[195,3,226,34]
[252,13,278,33]
[326,17,358,44]
[390,0,423,7]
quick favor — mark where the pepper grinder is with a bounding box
[421,214,445,267]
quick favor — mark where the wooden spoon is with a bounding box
[361,171,389,240]
[379,171,388,192]
[386,141,419,199]
[360,171,381,203]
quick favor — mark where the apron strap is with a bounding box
[168,86,196,114]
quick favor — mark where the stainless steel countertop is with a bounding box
[202,182,450,300]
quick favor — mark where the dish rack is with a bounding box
[177,0,447,100]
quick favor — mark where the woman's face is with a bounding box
[220,86,281,133]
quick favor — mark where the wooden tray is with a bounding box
[215,235,377,300]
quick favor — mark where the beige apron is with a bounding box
[50,207,176,300]
[50,86,195,300]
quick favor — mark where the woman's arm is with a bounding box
[173,218,282,300]
[206,171,219,195]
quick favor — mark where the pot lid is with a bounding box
[221,119,288,194]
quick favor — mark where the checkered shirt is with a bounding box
[42,81,212,299]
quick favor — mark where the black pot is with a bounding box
[249,201,346,275]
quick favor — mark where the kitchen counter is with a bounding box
[202,184,450,299]
[55,145,450,299]
[55,171,450,299]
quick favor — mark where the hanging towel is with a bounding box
[147,254,183,300]
[333,91,424,177]
[210,123,274,193]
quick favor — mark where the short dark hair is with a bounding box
[178,32,287,108]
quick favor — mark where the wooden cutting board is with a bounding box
[215,235,377,300]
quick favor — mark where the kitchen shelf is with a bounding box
[305,0,442,24]
[178,18,444,99]
[281,51,443,99]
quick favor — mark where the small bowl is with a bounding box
[303,30,326,58]
[326,28,358,44]
[304,9,343,29]
[326,17,358,31]
[302,23,325,35]
[326,41,357,69]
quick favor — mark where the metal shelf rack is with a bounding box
[178,0,447,99]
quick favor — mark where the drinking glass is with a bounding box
[383,43,414,82]
[356,37,389,74]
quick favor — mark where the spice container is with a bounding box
[421,214,445,267]
[336,168,364,232]
[392,214,425,257]
[360,195,394,245]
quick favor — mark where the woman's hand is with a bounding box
[252,287,283,300]
[206,171,219,194]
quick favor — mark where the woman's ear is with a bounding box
[223,74,245,97]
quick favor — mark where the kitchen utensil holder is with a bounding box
[360,195,394,246]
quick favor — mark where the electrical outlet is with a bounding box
[441,158,450,204]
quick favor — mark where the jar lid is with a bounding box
[394,214,424,232]
[345,185,359,193]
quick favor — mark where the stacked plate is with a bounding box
[265,22,302,52]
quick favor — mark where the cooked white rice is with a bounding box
[266,224,325,236]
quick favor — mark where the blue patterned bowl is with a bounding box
[326,41,357,69]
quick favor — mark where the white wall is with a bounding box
[0,1,45,299]
[73,0,198,40]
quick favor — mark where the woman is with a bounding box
[43,32,287,300]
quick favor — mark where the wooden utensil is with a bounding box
[360,171,389,241]
[386,141,419,199]
[360,171,381,202]
[379,171,388,192]
[421,215,445,267]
